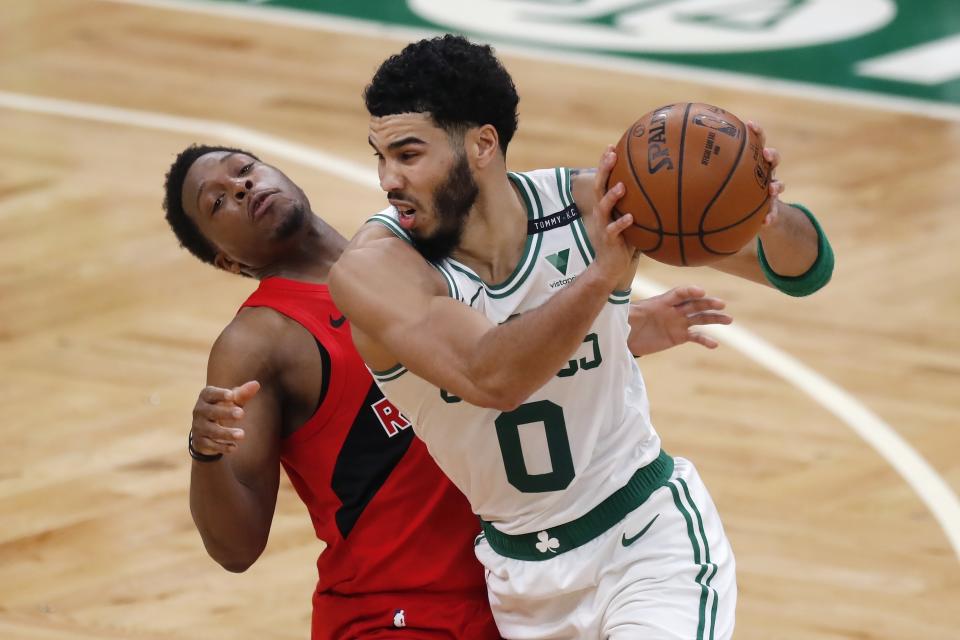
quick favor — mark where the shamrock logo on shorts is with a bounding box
[535,530,560,554]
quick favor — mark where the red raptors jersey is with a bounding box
[241,278,497,640]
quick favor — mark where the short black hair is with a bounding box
[364,34,519,154]
[162,144,260,265]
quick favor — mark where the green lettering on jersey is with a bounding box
[557,359,578,378]
[556,333,602,377]
[579,333,602,370]
[441,389,462,404]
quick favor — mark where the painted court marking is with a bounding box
[857,33,960,85]
[2,89,958,562]
[104,0,960,123]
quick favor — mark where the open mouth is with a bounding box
[390,201,417,230]
[398,208,416,229]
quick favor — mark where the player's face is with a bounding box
[181,152,309,270]
[369,113,478,262]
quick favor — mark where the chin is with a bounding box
[271,203,307,240]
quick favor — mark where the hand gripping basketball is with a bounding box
[589,145,638,285]
[607,103,774,266]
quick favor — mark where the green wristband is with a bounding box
[757,203,834,297]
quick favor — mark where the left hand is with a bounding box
[627,286,732,357]
[747,120,786,229]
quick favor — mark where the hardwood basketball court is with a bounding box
[1,1,958,638]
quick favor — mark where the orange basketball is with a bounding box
[607,103,772,266]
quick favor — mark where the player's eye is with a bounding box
[238,162,254,175]
[212,196,223,214]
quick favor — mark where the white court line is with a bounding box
[2,90,958,562]
[631,277,960,563]
[101,0,960,124]
[0,92,377,191]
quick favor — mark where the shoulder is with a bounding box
[217,306,290,348]
[209,306,307,380]
[570,169,598,214]
[330,223,446,304]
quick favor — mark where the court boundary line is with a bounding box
[2,89,957,562]
[100,0,960,123]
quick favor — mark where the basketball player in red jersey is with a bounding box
[162,144,733,639]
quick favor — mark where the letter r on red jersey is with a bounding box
[371,397,412,437]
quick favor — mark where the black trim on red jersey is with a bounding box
[331,381,414,539]
[313,337,331,415]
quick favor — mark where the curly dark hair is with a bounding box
[364,34,519,154]
[162,144,259,266]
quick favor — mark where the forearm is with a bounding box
[758,203,834,296]
[712,203,833,295]
[467,267,614,408]
[627,301,658,358]
[190,462,272,572]
[758,203,819,276]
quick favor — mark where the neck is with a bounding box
[450,171,527,283]
[254,214,347,284]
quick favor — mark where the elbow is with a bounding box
[491,394,526,413]
[467,381,530,412]
[203,540,266,573]
[456,363,536,411]
[218,556,257,573]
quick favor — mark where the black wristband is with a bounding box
[188,432,223,463]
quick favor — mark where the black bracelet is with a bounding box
[188,432,223,463]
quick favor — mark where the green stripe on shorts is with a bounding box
[669,480,718,640]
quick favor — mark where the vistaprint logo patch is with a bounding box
[545,249,569,275]
[545,249,577,289]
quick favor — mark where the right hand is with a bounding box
[588,145,636,286]
[190,381,261,456]
[627,285,733,356]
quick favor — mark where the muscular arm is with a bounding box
[189,309,287,572]
[331,234,620,411]
[330,150,634,412]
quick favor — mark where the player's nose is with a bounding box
[378,164,403,193]
[232,178,254,201]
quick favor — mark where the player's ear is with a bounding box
[214,251,244,275]
[471,124,500,169]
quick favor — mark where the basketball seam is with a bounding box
[677,103,693,266]
[701,193,771,253]
[621,127,664,254]
[704,191,769,234]
[624,223,760,238]
[696,118,748,249]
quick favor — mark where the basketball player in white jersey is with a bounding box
[330,35,834,639]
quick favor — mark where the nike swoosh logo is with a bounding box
[329,314,347,328]
[621,513,660,547]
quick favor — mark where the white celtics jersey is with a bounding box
[368,168,661,535]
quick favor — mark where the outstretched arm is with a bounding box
[188,310,286,572]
